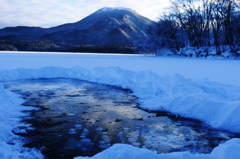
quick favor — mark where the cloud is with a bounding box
[0,0,170,29]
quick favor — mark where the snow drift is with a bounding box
[0,83,43,158]
[74,139,240,159]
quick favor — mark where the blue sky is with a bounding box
[0,0,170,29]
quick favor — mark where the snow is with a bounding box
[100,6,137,14]
[74,139,240,159]
[0,83,44,158]
[0,51,240,158]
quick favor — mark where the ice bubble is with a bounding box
[102,135,110,142]
[80,138,91,143]
[83,128,89,134]
[80,138,92,147]
[98,144,110,149]
[67,113,76,116]
[69,128,76,134]
[102,135,109,140]
[80,132,87,137]
[96,127,104,131]
[118,132,123,135]
[75,124,82,129]
[81,148,88,152]
[99,140,106,144]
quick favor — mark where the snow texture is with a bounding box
[100,6,137,14]
[74,139,240,159]
[0,52,240,158]
[0,83,44,158]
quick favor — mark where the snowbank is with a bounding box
[1,52,240,86]
[1,66,240,133]
[0,83,44,159]
[74,138,240,159]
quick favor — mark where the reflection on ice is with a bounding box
[3,78,239,158]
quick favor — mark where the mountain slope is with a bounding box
[45,7,155,45]
[0,7,156,52]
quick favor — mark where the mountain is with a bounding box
[0,7,156,53]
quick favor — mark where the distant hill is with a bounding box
[0,7,156,53]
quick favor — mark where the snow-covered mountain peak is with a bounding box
[99,6,138,14]
[0,6,156,48]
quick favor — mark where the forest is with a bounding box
[141,0,240,57]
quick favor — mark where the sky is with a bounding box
[0,0,171,29]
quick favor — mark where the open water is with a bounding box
[3,78,239,159]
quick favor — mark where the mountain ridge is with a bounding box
[0,7,156,53]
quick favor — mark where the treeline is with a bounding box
[142,0,240,56]
[73,45,134,53]
[0,40,135,54]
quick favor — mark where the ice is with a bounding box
[67,113,76,116]
[99,141,106,144]
[1,52,240,158]
[75,124,82,129]
[98,144,110,149]
[80,128,90,138]
[80,135,86,138]
[83,128,90,134]
[69,128,77,134]
[96,127,104,131]
[2,65,239,132]
[79,138,92,147]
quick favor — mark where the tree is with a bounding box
[143,0,240,56]
[155,15,185,53]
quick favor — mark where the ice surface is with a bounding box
[0,52,240,158]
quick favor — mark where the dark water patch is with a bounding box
[3,78,240,159]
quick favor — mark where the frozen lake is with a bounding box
[3,78,239,159]
[1,51,240,86]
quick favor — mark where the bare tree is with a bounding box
[155,15,185,53]
[171,0,210,47]
[144,0,240,56]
